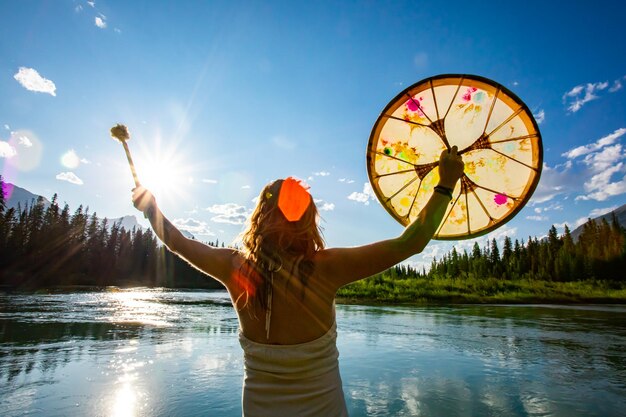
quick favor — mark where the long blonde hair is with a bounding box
[236,179,325,311]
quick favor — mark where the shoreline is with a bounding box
[2,283,626,306]
[334,296,626,306]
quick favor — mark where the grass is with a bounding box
[336,276,626,305]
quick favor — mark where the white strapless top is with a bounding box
[238,321,348,417]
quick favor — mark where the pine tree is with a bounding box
[502,236,513,278]
[448,247,460,277]
[548,225,561,257]
[489,239,501,277]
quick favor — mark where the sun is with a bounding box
[140,154,184,193]
[135,140,193,204]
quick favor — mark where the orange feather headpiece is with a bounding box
[277,177,311,222]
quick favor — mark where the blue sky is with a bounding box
[1,0,625,270]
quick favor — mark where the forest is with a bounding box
[0,177,223,290]
[338,210,626,303]
[1,176,625,302]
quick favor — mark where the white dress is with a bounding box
[238,321,348,417]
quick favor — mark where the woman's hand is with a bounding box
[132,186,156,214]
[438,146,465,189]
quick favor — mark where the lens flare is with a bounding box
[61,149,80,168]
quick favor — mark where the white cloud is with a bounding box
[556,128,626,202]
[609,79,623,93]
[576,170,626,201]
[338,178,355,184]
[206,203,251,225]
[13,67,57,96]
[56,172,83,185]
[449,225,519,259]
[173,218,215,236]
[400,259,430,273]
[563,77,624,113]
[563,81,608,113]
[533,202,563,213]
[562,128,626,159]
[4,124,9,130]
[17,136,32,147]
[241,185,251,189]
[320,202,335,211]
[87,1,95,7]
[202,179,218,184]
[75,5,83,12]
[486,225,517,241]
[581,144,623,172]
[0,141,17,158]
[95,16,106,29]
[512,81,519,87]
[61,149,81,169]
[80,158,91,164]
[585,163,621,188]
[347,182,376,205]
[421,243,444,259]
[313,171,330,177]
[534,109,545,124]
[526,215,548,221]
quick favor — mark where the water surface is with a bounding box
[1,289,625,416]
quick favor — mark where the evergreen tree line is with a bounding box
[1,176,625,291]
[356,215,626,285]
[0,177,223,290]
[337,216,626,303]
[424,219,626,282]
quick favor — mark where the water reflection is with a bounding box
[104,291,176,327]
[1,291,625,416]
[337,304,626,417]
[111,382,138,417]
[0,289,241,417]
[107,340,149,417]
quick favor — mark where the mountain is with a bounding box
[109,215,142,232]
[570,203,626,241]
[180,229,196,239]
[107,215,195,239]
[2,182,196,239]
[2,182,51,211]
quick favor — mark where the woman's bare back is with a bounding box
[231,254,337,345]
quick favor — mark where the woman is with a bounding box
[132,146,464,416]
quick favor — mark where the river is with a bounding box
[1,289,625,416]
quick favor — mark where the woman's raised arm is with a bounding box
[316,146,465,291]
[132,187,239,287]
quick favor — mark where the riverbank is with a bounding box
[3,278,626,305]
[336,276,626,305]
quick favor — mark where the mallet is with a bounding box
[110,124,141,187]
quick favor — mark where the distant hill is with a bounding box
[2,182,51,211]
[571,203,626,241]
